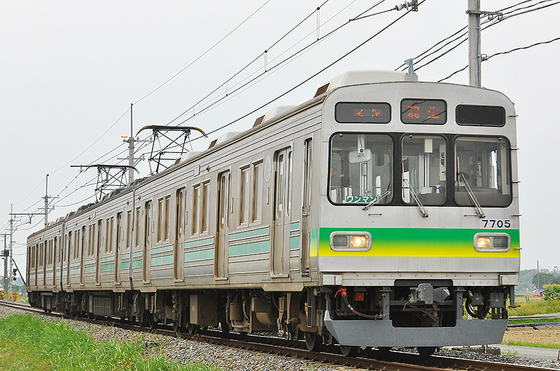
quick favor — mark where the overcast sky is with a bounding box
[1,0,559,275]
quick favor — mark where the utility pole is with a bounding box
[43,174,56,226]
[467,0,481,87]
[537,260,541,290]
[8,205,14,300]
[467,1,503,87]
[8,206,47,300]
[1,234,8,296]
[129,103,135,185]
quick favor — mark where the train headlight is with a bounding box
[474,233,511,252]
[350,235,369,248]
[330,232,371,251]
[476,237,491,249]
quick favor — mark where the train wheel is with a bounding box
[147,315,157,330]
[172,320,180,333]
[417,347,436,357]
[377,347,391,354]
[340,345,358,357]
[304,332,322,352]
[219,321,230,334]
[186,323,197,334]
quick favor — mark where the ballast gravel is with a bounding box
[1,305,559,370]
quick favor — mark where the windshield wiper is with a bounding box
[403,179,429,217]
[458,172,485,218]
[362,190,391,211]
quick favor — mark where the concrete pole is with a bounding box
[2,236,7,295]
[468,0,481,87]
[8,205,13,300]
[44,174,49,226]
[129,103,135,185]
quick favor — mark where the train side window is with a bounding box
[67,232,72,263]
[126,210,132,249]
[39,242,44,266]
[97,220,102,255]
[156,196,170,242]
[157,197,164,242]
[251,161,264,223]
[164,196,170,241]
[55,237,59,263]
[192,184,200,235]
[105,217,114,253]
[88,224,94,256]
[200,181,209,233]
[74,230,80,259]
[48,240,53,265]
[135,208,141,248]
[239,166,250,225]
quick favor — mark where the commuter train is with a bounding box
[27,70,520,356]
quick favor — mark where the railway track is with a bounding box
[0,300,557,371]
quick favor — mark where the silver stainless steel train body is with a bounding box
[27,70,520,353]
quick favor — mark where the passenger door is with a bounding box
[301,139,312,274]
[174,188,185,281]
[215,171,229,279]
[272,148,292,276]
[115,212,122,284]
[143,201,152,282]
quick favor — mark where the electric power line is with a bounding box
[133,0,273,106]
[438,36,560,82]
[170,1,401,128]
[188,2,423,140]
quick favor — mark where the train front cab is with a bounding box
[314,73,520,350]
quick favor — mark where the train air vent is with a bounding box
[314,83,330,97]
[253,115,265,127]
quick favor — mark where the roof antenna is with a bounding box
[404,58,418,81]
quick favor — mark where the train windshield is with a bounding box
[402,135,447,205]
[329,133,393,204]
[455,136,511,207]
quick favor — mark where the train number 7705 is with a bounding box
[482,219,511,228]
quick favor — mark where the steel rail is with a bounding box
[0,300,556,371]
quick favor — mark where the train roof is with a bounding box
[30,69,508,239]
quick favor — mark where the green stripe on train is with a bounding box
[229,241,269,256]
[185,249,213,262]
[152,255,173,266]
[315,227,520,257]
[229,227,269,241]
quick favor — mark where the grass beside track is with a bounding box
[509,299,560,317]
[0,314,219,371]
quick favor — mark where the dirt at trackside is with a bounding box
[502,326,560,348]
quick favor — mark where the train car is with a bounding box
[27,70,520,355]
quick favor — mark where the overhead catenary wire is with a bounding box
[170,1,402,128]
[185,3,423,140]
[396,0,560,73]
[133,0,273,106]
[438,36,560,82]
[167,0,336,126]
[8,1,400,226]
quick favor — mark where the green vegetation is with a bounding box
[0,314,219,371]
[509,298,560,316]
[503,340,560,349]
[508,318,560,324]
[543,284,560,301]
